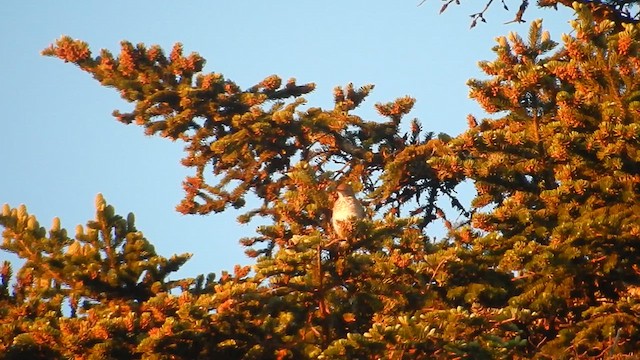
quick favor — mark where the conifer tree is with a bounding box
[9,31,466,359]
[426,4,640,356]
[2,2,640,359]
[0,196,196,358]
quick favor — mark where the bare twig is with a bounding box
[426,256,452,290]
[504,0,529,24]
[609,327,622,357]
[470,0,494,28]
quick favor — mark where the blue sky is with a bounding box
[1,2,573,279]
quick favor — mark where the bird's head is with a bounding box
[335,183,356,198]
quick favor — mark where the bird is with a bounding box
[331,183,365,239]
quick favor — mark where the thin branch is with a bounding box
[470,0,495,28]
[504,0,529,24]
[426,256,452,290]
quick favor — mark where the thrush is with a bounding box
[331,183,365,239]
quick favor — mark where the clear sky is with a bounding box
[1,1,573,279]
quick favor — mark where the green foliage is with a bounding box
[431,6,640,357]
[2,4,640,359]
